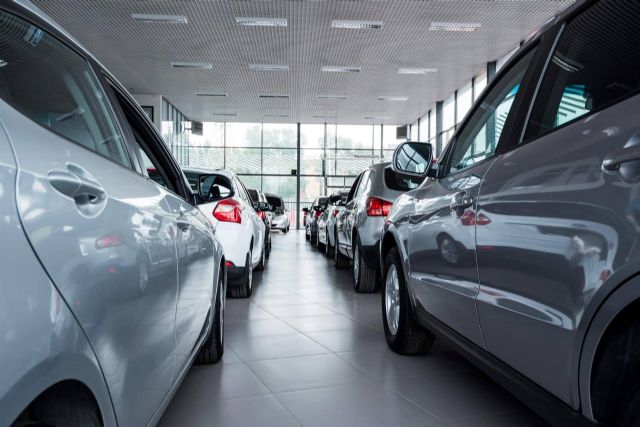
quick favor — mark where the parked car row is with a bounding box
[304,1,640,425]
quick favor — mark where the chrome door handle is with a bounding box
[603,145,640,171]
[450,191,474,211]
[49,164,106,205]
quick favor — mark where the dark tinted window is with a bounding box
[247,189,259,204]
[0,10,130,167]
[184,171,198,191]
[267,196,283,208]
[524,0,640,140]
[384,167,423,191]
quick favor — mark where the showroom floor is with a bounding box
[159,231,549,427]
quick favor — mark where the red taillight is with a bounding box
[332,209,340,217]
[366,197,392,217]
[314,210,322,218]
[96,233,124,249]
[258,211,266,220]
[461,211,491,226]
[225,261,234,267]
[213,199,242,223]
[476,213,491,225]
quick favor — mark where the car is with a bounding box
[334,162,422,292]
[183,168,267,298]
[266,193,290,233]
[317,190,349,257]
[379,1,640,425]
[304,196,328,243]
[247,188,273,258]
[0,3,227,426]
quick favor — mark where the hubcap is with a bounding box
[440,238,459,264]
[353,245,360,282]
[385,265,401,335]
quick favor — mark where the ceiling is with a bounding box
[34,0,574,125]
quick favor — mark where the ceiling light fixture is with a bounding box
[378,96,408,101]
[364,115,389,120]
[264,114,289,118]
[259,94,290,99]
[212,113,237,117]
[322,66,361,73]
[429,22,481,32]
[313,114,338,119]
[171,62,212,69]
[235,17,287,27]
[330,20,383,30]
[249,64,289,72]
[196,92,227,97]
[132,14,187,24]
[397,67,437,75]
[316,95,348,100]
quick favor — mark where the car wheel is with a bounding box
[382,247,434,354]
[305,229,310,240]
[334,231,349,269]
[29,383,102,427]
[438,234,462,266]
[256,244,266,271]
[317,230,325,251]
[265,235,271,259]
[196,270,225,364]
[325,228,334,259]
[353,238,378,293]
[229,251,252,298]
[284,226,289,233]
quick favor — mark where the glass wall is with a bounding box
[162,99,191,166]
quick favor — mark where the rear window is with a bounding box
[384,167,423,192]
[267,196,283,208]
[200,174,232,202]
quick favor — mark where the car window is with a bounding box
[267,196,282,209]
[347,174,362,202]
[354,171,370,198]
[0,9,131,167]
[200,174,232,202]
[445,48,537,176]
[524,0,640,141]
[384,167,423,191]
[247,189,259,204]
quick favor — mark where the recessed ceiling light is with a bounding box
[429,22,481,32]
[171,62,212,69]
[259,94,289,99]
[397,67,437,75]
[196,92,227,97]
[235,17,287,27]
[212,112,237,117]
[316,95,348,100]
[322,66,361,73]
[330,20,383,30]
[249,64,289,72]
[132,14,187,24]
[264,113,289,118]
[313,114,338,119]
[378,96,408,101]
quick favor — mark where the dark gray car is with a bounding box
[0,3,226,426]
[335,162,422,292]
[380,1,640,425]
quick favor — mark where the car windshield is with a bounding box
[267,196,283,209]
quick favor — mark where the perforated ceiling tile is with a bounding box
[34,0,574,125]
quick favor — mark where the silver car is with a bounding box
[380,1,640,425]
[335,162,422,292]
[317,190,349,257]
[1,3,225,426]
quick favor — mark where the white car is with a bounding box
[183,167,266,298]
[266,193,290,232]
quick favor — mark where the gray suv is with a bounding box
[335,162,422,292]
[381,1,640,425]
[0,3,226,426]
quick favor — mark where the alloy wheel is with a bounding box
[385,264,401,335]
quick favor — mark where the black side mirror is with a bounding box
[391,141,434,178]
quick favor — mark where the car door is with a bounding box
[476,0,640,408]
[404,46,539,348]
[0,14,179,426]
[345,170,371,258]
[236,177,263,265]
[108,85,215,382]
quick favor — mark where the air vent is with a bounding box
[171,62,212,69]
[322,66,361,73]
[429,22,481,32]
[235,17,287,27]
[378,96,408,101]
[330,20,383,30]
[397,67,437,75]
[259,94,289,99]
[196,92,227,97]
[316,95,347,100]
[249,64,289,72]
[132,14,187,24]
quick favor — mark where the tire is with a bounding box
[284,226,289,233]
[382,247,434,354]
[229,251,252,298]
[325,228,334,259]
[317,230,325,252]
[196,270,225,364]
[353,238,378,293]
[256,244,266,271]
[29,383,101,427]
[305,228,310,240]
[265,234,271,259]
[334,231,349,269]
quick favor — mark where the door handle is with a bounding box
[450,191,474,211]
[602,145,640,172]
[49,164,106,205]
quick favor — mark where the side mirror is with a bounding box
[391,141,434,178]
[258,202,271,211]
[302,207,310,213]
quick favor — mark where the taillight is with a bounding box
[258,211,266,220]
[96,233,124,249]
[332,209,340,217]
[366,197,393,217]
[460,210,475,226]
[213,199,242,223]
[315,210,322,218]
[225,261,235,267]
[476,213,491,225]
